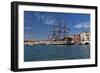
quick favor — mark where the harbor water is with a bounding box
[24,44,90,62]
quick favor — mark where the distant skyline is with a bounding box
[24,11,90,40]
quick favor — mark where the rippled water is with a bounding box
[24,44,90,62]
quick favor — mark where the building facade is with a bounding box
[73,34,81,44]
[80,32,90,44]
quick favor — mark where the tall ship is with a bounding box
[24,22,73,45]
[46,23,70,45]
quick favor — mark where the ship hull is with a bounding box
[45,41,69,45]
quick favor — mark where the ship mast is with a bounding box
[64,24,67,37]
[52,22,68,41]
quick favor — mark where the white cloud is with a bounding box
[74,24,82,28]
[74,22,90,29]
[35,13,56,25]
[43,17,56,25]
[34,13,42,20]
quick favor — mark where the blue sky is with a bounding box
[24,11,90,40]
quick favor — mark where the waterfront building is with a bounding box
[24,40,34,45]
[80,32,90,44]
[73,34,81,44]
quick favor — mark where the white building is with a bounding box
[80,32,90,44]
